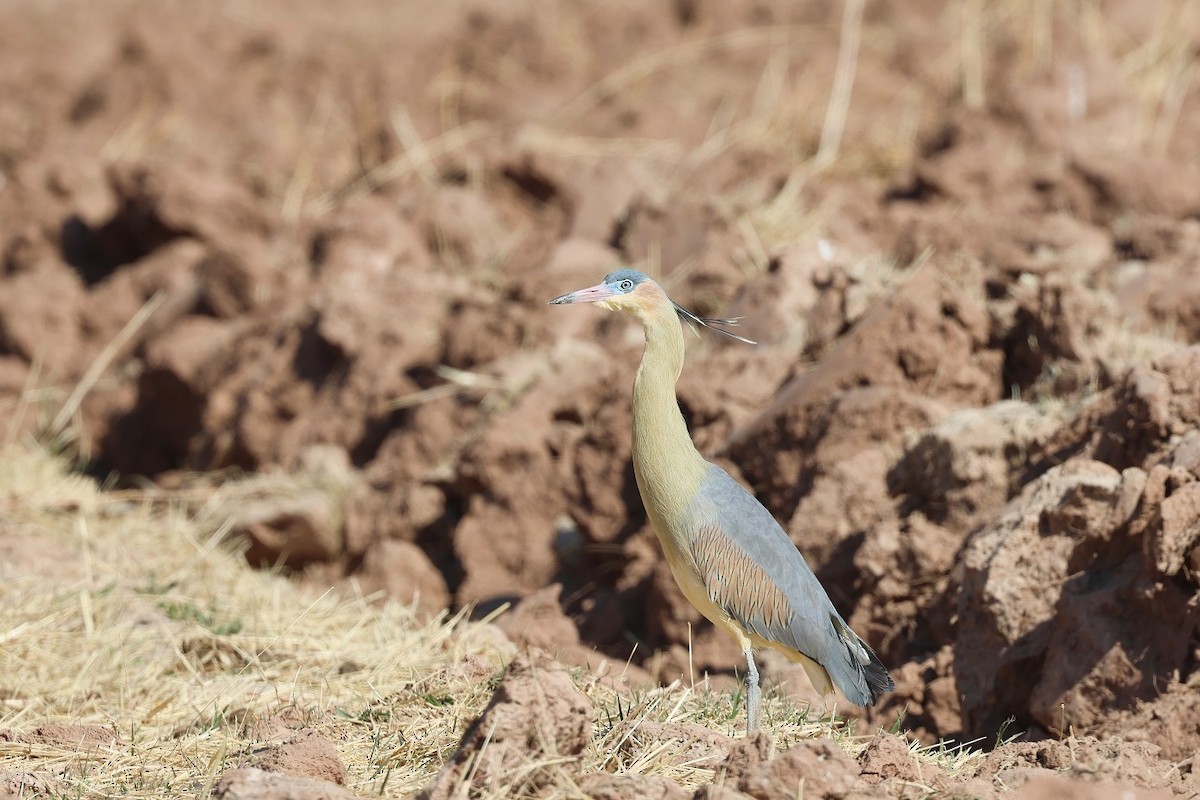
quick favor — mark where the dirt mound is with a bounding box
[954,350,1200,751]
[0,724,119,750]
[2,0,1200,785]
[213,768,361,800]
[417,651,595,799]
[239,729,348,786]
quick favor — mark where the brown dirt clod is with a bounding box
[417,651,595,799]
[212,767,360,800]
[240,729,348,787]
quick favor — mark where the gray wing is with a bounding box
[689,465,893,706]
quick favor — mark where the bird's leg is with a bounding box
[744,646,761,734]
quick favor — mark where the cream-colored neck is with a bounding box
[631,303,709,533]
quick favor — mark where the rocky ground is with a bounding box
[2,0,1199,797]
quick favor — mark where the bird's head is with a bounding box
[548,268,657,314]
[549,268,754,344]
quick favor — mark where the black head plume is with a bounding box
[671,300,756,345]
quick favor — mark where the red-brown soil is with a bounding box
[3,0,1200,796]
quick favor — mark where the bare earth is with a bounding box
[1,0,1199,798]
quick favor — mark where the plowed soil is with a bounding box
[2,0,1199,796]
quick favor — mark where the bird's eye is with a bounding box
[620,279,634,292]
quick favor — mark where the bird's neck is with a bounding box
[631,306,709,532]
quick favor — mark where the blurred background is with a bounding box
[2,0,1199,753]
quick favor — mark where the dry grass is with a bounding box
[0,445,981,798]
[0,444,493,797]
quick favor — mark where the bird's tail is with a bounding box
[861,646,894,701]
[830,615,895,705]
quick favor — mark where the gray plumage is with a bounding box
[691,465,893,706]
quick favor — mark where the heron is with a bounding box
[550,268,893,733]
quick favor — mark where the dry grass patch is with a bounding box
[0,444,503,797]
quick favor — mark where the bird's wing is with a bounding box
[686,465,893,706]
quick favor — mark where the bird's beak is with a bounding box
[548,282,619,305]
